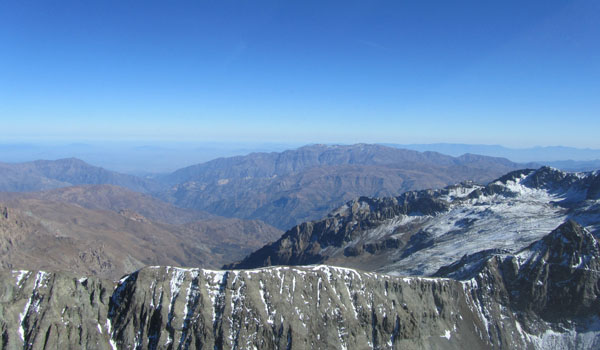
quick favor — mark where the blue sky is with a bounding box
[1,1,599,147]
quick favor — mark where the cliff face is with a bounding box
[0,270,112,350]
[2,267,496,350]
[1,221,599,350]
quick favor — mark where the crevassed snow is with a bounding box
[381,181,570,276]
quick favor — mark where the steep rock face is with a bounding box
[0,271,113,350]
[106,266,489,350]
[228,167,600,275]
[2,267,487,350]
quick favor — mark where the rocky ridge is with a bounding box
[1,220,599,349]
[227,167,600,275]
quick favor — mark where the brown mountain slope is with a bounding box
[0,185,282,252]
[0,184,215,225]
[0,200,206,279]
[0,193,281,279]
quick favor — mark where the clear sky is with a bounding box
[1,1,599,147]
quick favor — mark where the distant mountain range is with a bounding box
[0,157,161,193]
[389,143,600,170]
[0,144,538,230]
[157,144,534,229]
[2,141,599,173]
[0,141,301,174]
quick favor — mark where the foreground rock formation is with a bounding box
[1,221,598,349]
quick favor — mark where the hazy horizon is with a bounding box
[2,140,600,174]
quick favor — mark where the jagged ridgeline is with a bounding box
[1,220,600,349]
[227,167,600,276]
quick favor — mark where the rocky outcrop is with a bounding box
[1,220,599,349]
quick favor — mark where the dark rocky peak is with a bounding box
[432,248,511,280]
[520,167,600,202]
[330,196,410,221]
[331,180,488,222]
[467,183,519,199]
[506,220,600,322]
[521,166,581,190]
[490,168,536,185]
[397,192,450,216]
[487,166,578,190]
[519,219,600,271]
[464,168,534,199]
